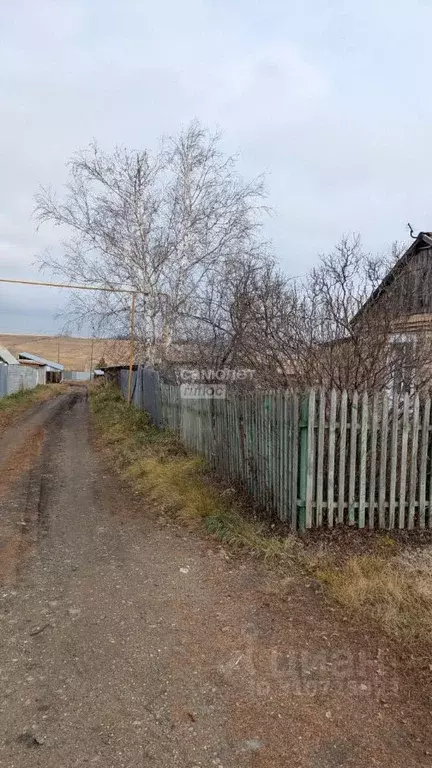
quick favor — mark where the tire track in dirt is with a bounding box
[1,390,432,767]
[0,389,85,585]
[0,426,46,585]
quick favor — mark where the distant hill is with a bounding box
[0,334,130,371]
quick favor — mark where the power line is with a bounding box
[0,276,143,403]
[0,277,137,294]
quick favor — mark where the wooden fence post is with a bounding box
[290,393,299,530]
[298,393,310,529]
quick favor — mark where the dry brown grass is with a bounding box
[90,384,432,646]
[90,385,298,562]
[0,334,130,370]
[310,549,432,644]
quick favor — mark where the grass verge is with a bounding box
[90,384,432,646]
[90,384,297,562]
[311,546,432,644]
[0,383,67,430]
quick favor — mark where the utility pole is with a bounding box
[0,278,143,404]
[89,338,95,378]
[127,292,136,404]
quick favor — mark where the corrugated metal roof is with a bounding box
[0,347,19,365]
[18,352,64,371]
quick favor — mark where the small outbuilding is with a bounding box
[18,352,64,384]
[0,347,19,365]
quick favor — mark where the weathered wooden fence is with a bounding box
[162,385,300,524]
[119,372,432,530]
[118,365,163,427]
[298,388,432,531]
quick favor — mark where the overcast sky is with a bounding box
[1,0,431,334]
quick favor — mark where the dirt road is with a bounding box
[0,390,431,767]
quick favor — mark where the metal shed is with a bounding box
[0,347,19,365]
[18,352,64,384]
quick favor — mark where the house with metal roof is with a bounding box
[0,347,48,395]
[0,347,19,365]
[18,352,63,383]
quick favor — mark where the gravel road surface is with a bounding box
[0,390,431,767]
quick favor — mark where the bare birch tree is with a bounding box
[36,128,431,394]
[35,122,270,364]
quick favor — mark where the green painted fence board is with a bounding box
[154,381,432,532]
